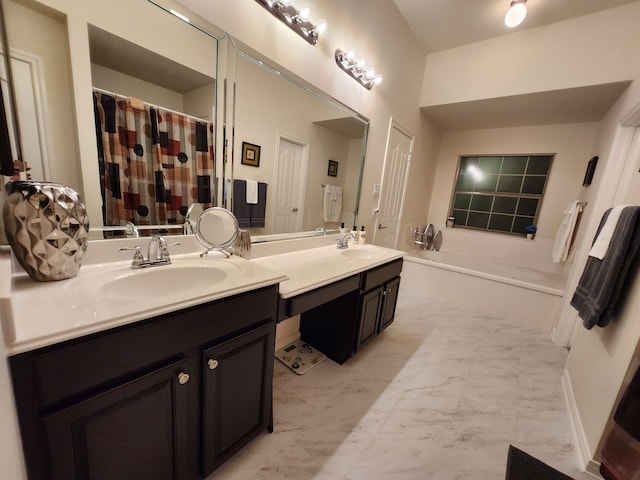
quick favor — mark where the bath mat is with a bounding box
[275,340,326,375]
[506,445,574,480]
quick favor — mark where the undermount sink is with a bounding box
[339,246,384,261]
[100,263,228,299]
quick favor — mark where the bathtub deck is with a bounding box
[401,254,568,332]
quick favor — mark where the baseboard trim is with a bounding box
[584,460,603,479]
[562,369,596,472]
[275,331,301,352]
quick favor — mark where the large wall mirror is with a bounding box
[0,0,369,243]
[228,40,369,240]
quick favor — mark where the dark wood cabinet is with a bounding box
[43,359,190,480]
[356,261,402,352]
[299,259,403,364]
[9,285,279,480]
[202,322,275,476]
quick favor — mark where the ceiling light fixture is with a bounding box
[255,0,327,45]
[335,49,382,90]
[504,0,527,28]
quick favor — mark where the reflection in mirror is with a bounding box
[89,22,218,235]
[195,207,239,256]
[1,0,222,243]
[230,42,369,240]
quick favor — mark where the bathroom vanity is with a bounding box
[2,238,404,479]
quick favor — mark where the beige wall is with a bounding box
[178,0,436,239]
[5,0,80,190]
[421,3,640,106]
[427,123,600,240]
[562,66,640,460]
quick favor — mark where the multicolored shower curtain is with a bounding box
[93,90,215,227]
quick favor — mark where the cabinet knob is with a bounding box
[177,372,190,385]
[207,359,219,370]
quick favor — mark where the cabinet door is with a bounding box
[43,359,190,480]
[356,286,383,352]
[379,277,401,333]
[202,322,276,476]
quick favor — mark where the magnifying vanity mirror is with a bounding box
[194,207,239,256]
[0,0,369,245]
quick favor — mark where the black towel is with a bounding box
[570,206,640,329]
[232,179,251,229]
[250,182,267,228]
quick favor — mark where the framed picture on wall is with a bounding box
[328,160,338,177]
[242,142,261,167]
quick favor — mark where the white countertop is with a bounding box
[253,244,405,298]
[0,237,404,355]
[2,252,286,355]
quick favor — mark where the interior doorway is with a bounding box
[273,135,309,233]
[373,120,414,249]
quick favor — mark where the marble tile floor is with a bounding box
[209,287,596,480]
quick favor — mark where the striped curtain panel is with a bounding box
[93,91,215,228]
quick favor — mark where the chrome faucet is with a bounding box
[119,234,180,268]
[336,231,357,249]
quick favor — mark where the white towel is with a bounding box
[322,185,342,223]
[552,201,581,263]
[246,180,258,205]
[589,205,631,260]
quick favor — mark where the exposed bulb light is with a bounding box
[335,49,382,90]
[255,0,326,45]
[505,0,527,28]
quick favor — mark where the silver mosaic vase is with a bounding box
[3,181,89,281]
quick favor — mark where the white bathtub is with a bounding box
[401,250,569,332]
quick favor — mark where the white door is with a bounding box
[274,136,308,233]
[374,121,414,248]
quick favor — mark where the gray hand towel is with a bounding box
[250,182,267,228]
[232,179,251,229]
[570,206,640,329]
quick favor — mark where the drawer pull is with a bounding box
[207,359,219,370]
[178,372,190,385]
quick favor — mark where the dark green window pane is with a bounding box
[522,176,546,194]
[454,193,472,209]
[501,156,527,174]
[527,155,552,175]
[517,198,539,216]
[452,209,468,226]
[470,195,493,212]
[489,214,513,232]
[497,175,523,193]
[475,174,498,192]
[456,173,475,190]
[467,212,489,229]
[493,196,517,214]
[479,156,502,174]
[512,216,535,234]
[459,157,479,172]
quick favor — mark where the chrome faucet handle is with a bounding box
[160,241,181,261]
[119,245,143,268]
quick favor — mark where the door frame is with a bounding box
[373,118,414,248]
[271,132,309,232]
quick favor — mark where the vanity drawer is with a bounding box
[279,274,360,320]
[360,259,403,292]
[11,285,278,409]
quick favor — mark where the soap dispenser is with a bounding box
[340,222,347,234]
[350,225,359,245]
[359,226,366,244]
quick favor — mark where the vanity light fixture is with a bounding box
[255,0,327,45]
[504,0,527,28]
[335,49,382,90]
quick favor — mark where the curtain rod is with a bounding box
[92,87,211,124]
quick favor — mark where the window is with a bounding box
[450,154,553,235]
